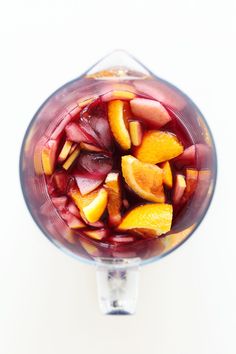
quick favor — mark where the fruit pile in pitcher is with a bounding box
[40,90,199,244]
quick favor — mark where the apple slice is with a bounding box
[130,98,171,128]
[78,96,98,108]
[129,121,143,146]
[108,235,136,244]
[173,174,186,204]
[52,170,70,193]
[51,114,72,140]
[80,142,103,152]
[74,172,104,195]
[84,228,108,240]
[175,144,196,166]
[60,210,85,229]
[67,201,81,218]
[182,169,198,204]
[105,172,122,226]
[51,196,68,211]
[160,161,173,188]
[80,239,101,257]
[41,139,59,175]
[62,146,80,170]
[58,140,73,163]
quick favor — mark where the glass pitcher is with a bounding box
[19,50,217,315]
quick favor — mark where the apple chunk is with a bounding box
[173,174,186,204]
[182,169,198,204]
[41,139,58,175]
[130,98,171,128]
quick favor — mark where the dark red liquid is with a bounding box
[39,94,198,250]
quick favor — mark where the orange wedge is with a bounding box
[82,188,108,223]
[122,155,165,203]
[129,121,142,146]
[62,146,80,170]
[160,161,173,188]
[108,100,131,150]
[70,187,108,223]
[118,204,173,236]
[105,172,122,225]
[134,130,183,164]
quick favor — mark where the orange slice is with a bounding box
[121,155,165,202]
[129,121,142,146]
[118,204,173,236]
[70,188,99,210]
[82,188,108,223]
[78,96,98,108]
[108,100,131,150]
[134,130,183,164]
[58,140,73,163]
[160,161,173,188]
[102,90,136,102]
[105,172,122,225]
[62,146,80,170]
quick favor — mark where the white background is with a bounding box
[0,1,236,353]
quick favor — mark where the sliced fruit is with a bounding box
[80,239,100,257]
[51,196,68,211]
[51,114,72,140]
[62,146,80,170]
[130,98,171,128]
[41,139,58,175]
[84,229,108,240]
[182,168,198,204]
[78,152,112,177]
[78,96,98,108]
[160,161,173,188]
[173,174,186,204]
[52,170,70,193]
[65,122,94,144]
[80,142,102,152]
[60,210,85,229]
[102,90,136,102]
[69,187,99,210]
[108,235,136,244]
[129,121,142,146]
[105,172,122,226]
[67,201,81,218]
[58,140,73,163]
[82,188,108,223]
[66,104,81,119]
[80,213,105,228]
[175,144,196,166]
[117,204,173,236]
[74,172,104,195]
[69,143,78,155]
[134,130,184,164]
[108,100,131,150]
[121,155,164,203]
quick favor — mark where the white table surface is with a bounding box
[0,1,235,353]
